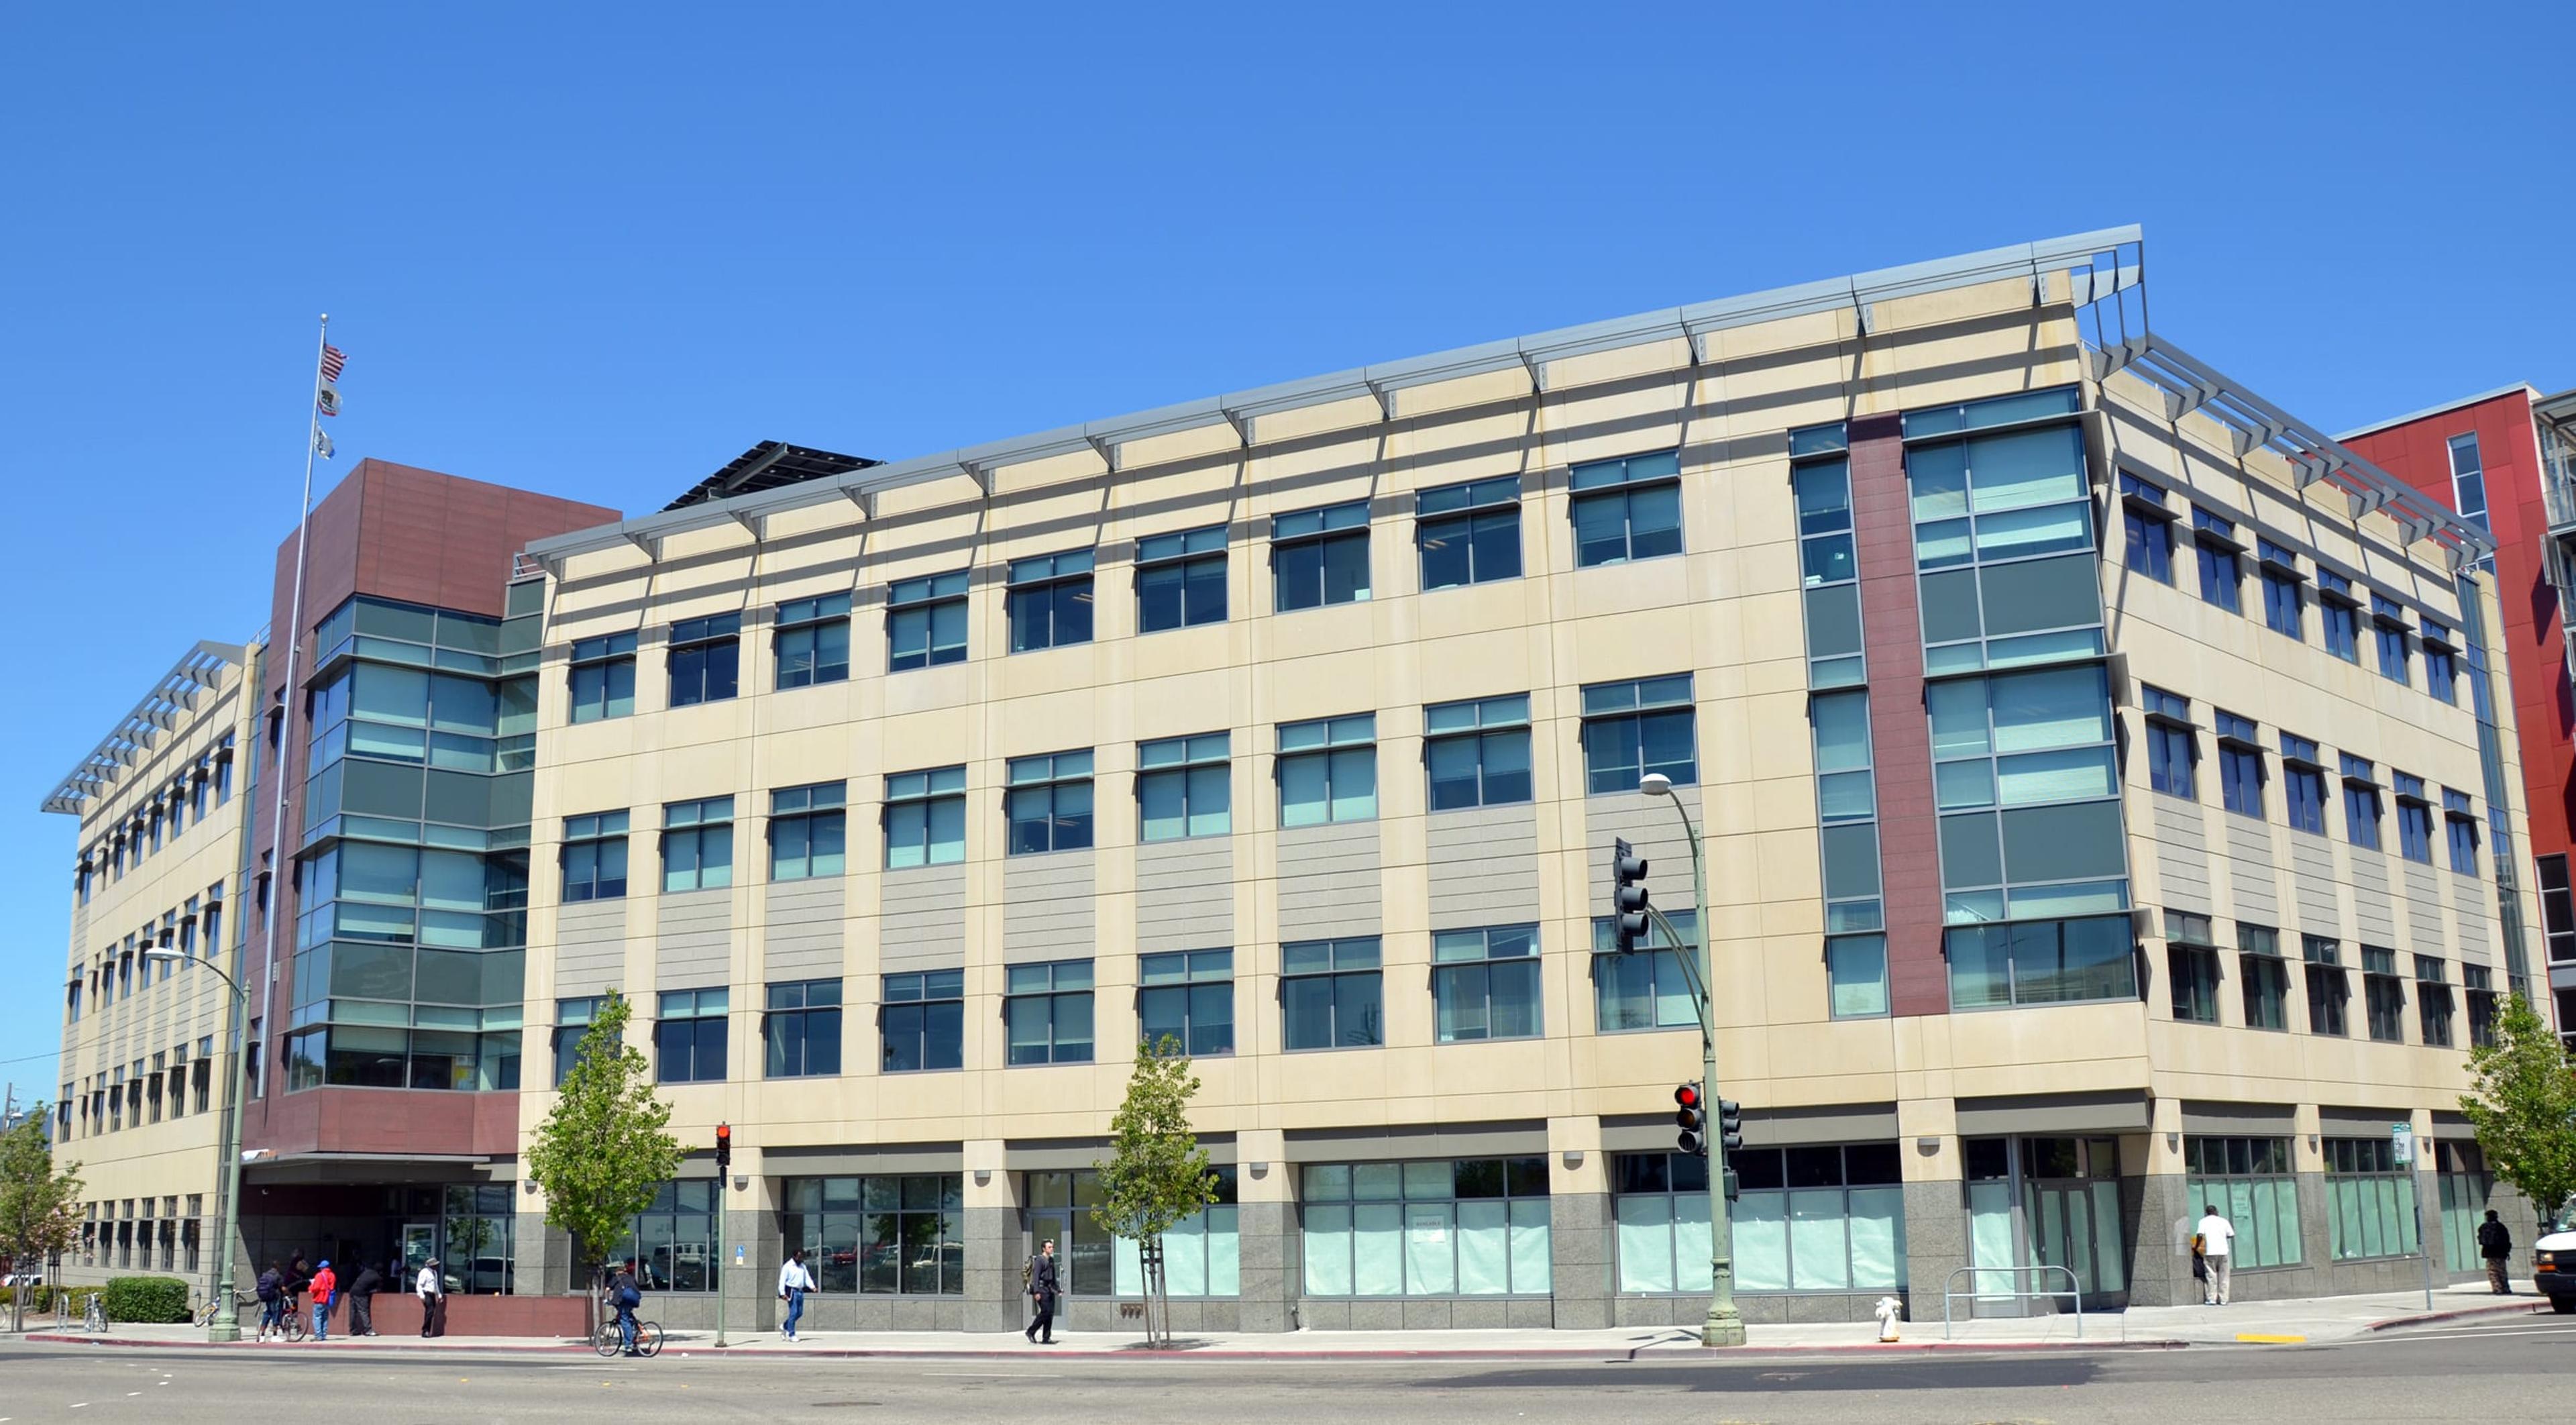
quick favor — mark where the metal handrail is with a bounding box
[1941,1263,2084,1340]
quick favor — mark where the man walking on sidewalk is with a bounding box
[1024,1238,1061,1344]
[2478,1210,2514,1294]
[2194,1204,2235,1306]
[777,1248,816,1341]
[417,1258,446,1338]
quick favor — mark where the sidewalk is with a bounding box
[15,1279,2546,1359]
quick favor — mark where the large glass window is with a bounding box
[2258,538,2305,640]
[1827,934,1891,1018]
[1570,450,1682,567]
[1282,937,1383,1051]
[1425,694,1532,810]
[2371,595,2412,686]
[881,969,964,1073]
[1008,549,1095,653]
[1417,476,1521,589]
[2193,509,2243,614]
[768,782,847,881]
[1626,1145,1904,1294]
[624,1180,719,1292]
[2445,789,2480,874]
[2184,1137,2302,1269]
[2447,432,2487,528]
[1006,751,1094,855]
[780,1175,963,1296]
[2416,955,2455,1048]
[553,996,606,1087]
[1111,1168,1240,1298]
[661,796,735,893]
[1929,663,2126,922]
[2361,944,2406,1043]
[667,614,741,708]
[2394,773,2434,864]
[763,979,842,1078]
[2423,619,2461,704]
[1580,675,1697,794]
[1272,501,1371,611]
[2166,910,2220,1024]
[2342,756,2383,851]
[2141,686,2196,798]
[1277,715,1376,827]
[2304,936,2349,1037]
[562,811,629,902]
[1432,924,1541,1042]
[1004,959,1094,1065]
[655,988,728,1084]
[1797,435,1867,688]
[1589,912,1701,1032]
[2325,1137,2421,1261]
[888,571,969,671]
[2216,710,2264,818]
[2283,734,2329,835]
[1136,525,1227,632]
[1906,394,2101,673]
[1300,1159,1550,1297]
[885,767,967,868]
[1138,949,1233,1056]
[2465,964,2499,1049]
[568,633,638,723]
[1138,733,1229,841]
[2319,570,2361,664]
[1945,914,2137,1010]
[774,594,852,689]
[2238,925,2290,1031]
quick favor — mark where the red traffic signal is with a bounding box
[715,1121,733,1168]
[1673,1083,1703,1110]
[1674,1082,1707,1155]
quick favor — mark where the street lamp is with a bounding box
[1637,772,1747,1347]
[144,946,248,1343]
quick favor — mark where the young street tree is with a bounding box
[0,1104,83,1331]
[2460,994,2576,1230]
[524,992,684,1298]
[1091,1035,1220,1347]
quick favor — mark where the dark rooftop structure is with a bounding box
[662,441,881,512]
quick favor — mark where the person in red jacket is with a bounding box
[307,1261,338,1342]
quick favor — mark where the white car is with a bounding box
[2536,1224,2575,1314]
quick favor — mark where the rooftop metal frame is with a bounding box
[41,641,248,816]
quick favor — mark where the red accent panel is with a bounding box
[1847,413,1948,1016]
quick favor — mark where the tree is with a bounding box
[2459,994,2576,1230]
[0,1104,82,1332]
[1090,1036,1220,1347]
[523,992,684,1302]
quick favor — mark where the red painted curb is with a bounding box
[2362,1301,2547,1332]
[19,1332,2188,1360]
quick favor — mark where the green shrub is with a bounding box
[102,1276,191,1324]
[1,1283,62,1313]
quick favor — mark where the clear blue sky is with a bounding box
[2,2,2569,1089]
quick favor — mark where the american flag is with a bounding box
[319,344,347,382]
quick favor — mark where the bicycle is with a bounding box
[592,1313,663,1358]
[191,1288,258,1328]
[80,1294,107,1334]
[254,1296,309,1343]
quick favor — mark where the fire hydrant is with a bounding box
[1873,1295,1904,1342]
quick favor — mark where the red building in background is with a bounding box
[2345,385,2576,1037]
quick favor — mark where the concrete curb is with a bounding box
[2361,1300,2548,1332]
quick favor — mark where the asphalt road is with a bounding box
[3,1312,2568,1423]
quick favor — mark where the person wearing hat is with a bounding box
[308,1259,338,1342]
[416,1257,447,1338]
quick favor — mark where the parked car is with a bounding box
[2536,1222,2575,1314]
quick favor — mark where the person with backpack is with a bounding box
[307,1259,338,1341]
[777,1248,816,1342]
[1024,1238,1061,1344]
[415,1257,445,1338]
[610,1259,643,1356]
[254,1262,286,1341]
[2479,1209,2514,1295]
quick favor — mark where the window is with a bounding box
[1299,1158,1550,1297]
[2192,509,2241,613]
[1580,675,1697,794]
[2445,790,2479,874]
[1432,924,1541,1042]
[1811,688,1876,823]
[667,614,741,707]
[2324,1137,2420,1261]
[562,812,630,902]
[1271,501,1371,611]
[1417,476,1521,589]
[2257,538,2304,639]
[2216,710,2263,817]
[554,999,608,1087]
[1590,912,1702,1031]
[1827,933,1890,1019]
[1790,447,1852,583]
[780,1175,963,1296]
[624,1180,721,1291]
[1945,913,2137,1009]
[885,767,966,868]
[2544,855,2576,966]
[2167,911,2220,1024]
[1005,751,1094,855]
[2422,621,2459,704]
[2118,474,2174,584]
[1425,695,1532,810]
[2282,734,2328,835]
[2141,686,2196,798]
[2371,596,2411,686]
[2237,926,2290,1031]
[2416,955,2454,1048]
[2184,1137,2302,1269]
[2361,945,2406,1043]
[2448,432,2488,529]
[661,797,736,892]
[1138,949,1234,1055]
[774,594,852,689]
[2319,570,2361,663]
[887,571,969,670]
[568,633,638,723]
[1929,664,2127,923]
[1136,525,1227,631]
[2302,937,2349,1036]
[1004,959,1094,1065]
[1277,715,1377,827]
[1282,937,1383,1051]
[655,988,728,1083]
[2465,964,2499,1049]
[880,969,964,1072]
[1643,1143,1905,1294]
[1138,733,1229,841]
[763,979,843,1077]
[1008,549,1095,653]
[768,782,847,881]
[1107,1168,1240,1298]
[2394,773,2433,864]
[1570,450,1682,567]
[2341,756,2382,851]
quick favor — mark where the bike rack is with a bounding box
[1941,1264,2084,1340]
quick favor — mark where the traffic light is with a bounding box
[1722,1168,1741,1203]
[715,1121,733,1171]
[1674,1081,1707,1156]
[1612,838,1651,954]
[1716,1099,1743,1154]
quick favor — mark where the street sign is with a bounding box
[2390,1122,2414,1166]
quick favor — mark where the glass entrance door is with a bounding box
[400,1223,436,1283]
[1964,1137,2128,1311]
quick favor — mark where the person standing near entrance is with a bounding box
[777,1248,816,1342]
[347,1261,383,1336]
[308,1260,338,1341]
[1024,1238,1061,1344]
[2478,1210,2514,1295]
[417,1257,446,1338]
[2193,1204,2235,1306]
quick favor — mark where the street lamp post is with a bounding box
[1638,772,1746,1347]
[145,947,248,1343]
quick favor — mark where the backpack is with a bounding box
[1021,1255,1034,1292]
[256,1269,280,1302]
[615,1281,641,1309]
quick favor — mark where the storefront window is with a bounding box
[443,1183,517,1294]
[2182,1136,2300,1269]
[1299,1158,1550,1297]
[623,1180,719,1291]
[1616,1145,1902,1294]
[778,1175,963,1296]
[1108,1168,1240,1298]
[2325,1137,2420,1261]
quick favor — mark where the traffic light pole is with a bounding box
[1640,785,1746,1347]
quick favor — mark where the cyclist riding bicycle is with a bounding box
[608,1259,643,1357]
